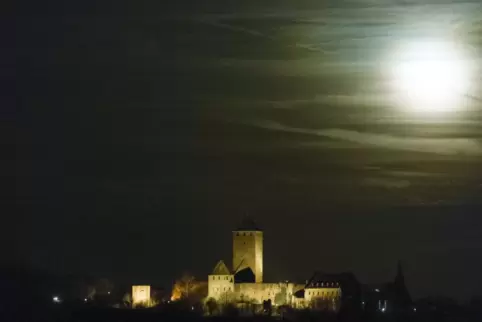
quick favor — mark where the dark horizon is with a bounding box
[14,0,482,303]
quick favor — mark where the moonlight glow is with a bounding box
[391,40,470,114]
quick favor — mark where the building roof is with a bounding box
[234,216,262,231]
[305,271,358,289]
[211,260,231,275]
[307,272,339,288]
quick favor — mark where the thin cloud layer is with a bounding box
[250,121,482,156]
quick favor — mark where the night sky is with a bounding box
[15,1,482,300]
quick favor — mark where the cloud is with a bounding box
[362,177,411,189]
[197,18,274,39]
[381,170,443,178]
[249,120,482,156]
[265,93,396,109]
[196,17,332,54]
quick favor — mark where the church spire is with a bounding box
[395,260,405,285]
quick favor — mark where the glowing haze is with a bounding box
[390,40,472,115]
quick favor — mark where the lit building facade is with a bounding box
[132,285,151,304]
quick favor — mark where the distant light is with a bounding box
[191,306,194,310]
[84,298,88,302]
[167,300,170,304]
[375,288,380,292]
[362,301,365,305]
[53,296,60,303]
[381,307,386,312]
[107,291,111,295]
[413,307,417,312]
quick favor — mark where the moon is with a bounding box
[391,40,470,115]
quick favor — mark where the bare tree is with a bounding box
[122,293,132,308]
[205,297,218,315]
[180,273,195,299]
[172,273,196,301]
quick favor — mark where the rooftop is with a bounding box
[211,260,231,275]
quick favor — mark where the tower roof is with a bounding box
[234,216,262,231]
[211,260,231,275]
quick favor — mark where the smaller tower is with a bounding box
[208,260,234,301]
[132,285,151,305]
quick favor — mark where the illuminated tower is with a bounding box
[232,217,263,283]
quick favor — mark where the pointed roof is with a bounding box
[234,216,262,231]
[211,260,231,275]
[395,260,405,284]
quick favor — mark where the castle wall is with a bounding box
[234,282,304,305]
[233,231,263,282]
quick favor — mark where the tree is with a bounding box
[87,285,96,300]
[223,302,239,317]
[263,299,272,316]
[96,278,113,295]
[171,273,195,301]
[205,297,218,315]
[122,293,132,308]
[172,273,207,304]
[180,274,195,298]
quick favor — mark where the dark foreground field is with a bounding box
[7,304,482,322]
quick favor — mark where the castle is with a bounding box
[207,218,342,309]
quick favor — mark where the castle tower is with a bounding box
[232,217,263,283]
